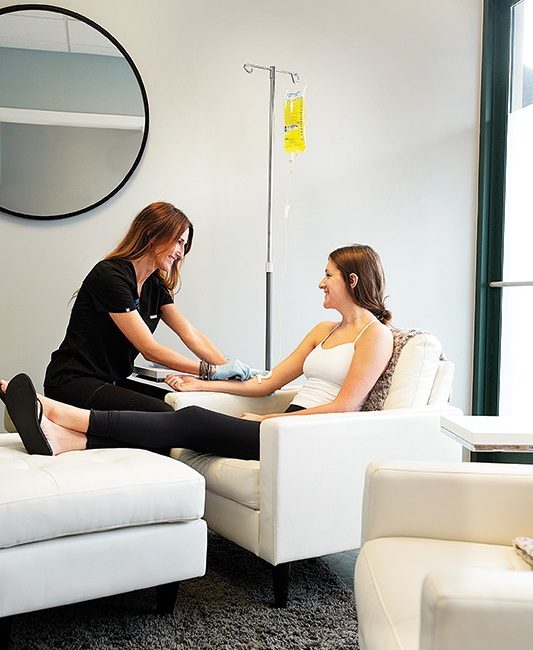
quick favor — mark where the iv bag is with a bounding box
[284,88,306,154]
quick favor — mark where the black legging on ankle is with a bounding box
[86,404,304,461]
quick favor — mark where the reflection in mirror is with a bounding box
[0,6,149,219]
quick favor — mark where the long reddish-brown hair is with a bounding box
[329,244,392,324]
[106,202,193,293]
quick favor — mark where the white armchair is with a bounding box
[165,330,463,606]
[355,460,533,650]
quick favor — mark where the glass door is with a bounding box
[474,0,533,416]
[494,0,533,415]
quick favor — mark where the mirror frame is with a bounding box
[0,3,150,220]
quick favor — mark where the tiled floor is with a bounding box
[322,549,359,590]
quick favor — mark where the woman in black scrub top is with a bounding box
[44,202,253,412]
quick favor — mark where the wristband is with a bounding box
[199,360,214,380]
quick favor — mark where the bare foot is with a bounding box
[40,414,87,455]
[0,378,7,397]
[43,397,90,434]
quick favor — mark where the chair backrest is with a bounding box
[360,329,454,411]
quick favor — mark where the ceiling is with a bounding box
[0,10,121,57]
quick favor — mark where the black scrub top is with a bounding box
[44,259,173,388]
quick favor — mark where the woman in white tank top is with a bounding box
[168,243,394,419]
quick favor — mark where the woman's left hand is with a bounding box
[240,412,265,422]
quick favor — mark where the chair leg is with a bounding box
[0,615,13,648]
[155,581,180,615]
[272,562,291,608]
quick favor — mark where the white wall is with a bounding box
[0,0,481,424]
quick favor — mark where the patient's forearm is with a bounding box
[173,357,298,397]
[195,376,277,397]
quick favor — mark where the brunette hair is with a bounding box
[329,244,392,324]
[105,202,193,293]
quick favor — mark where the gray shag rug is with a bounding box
[10,533,359,649]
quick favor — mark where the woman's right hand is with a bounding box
[165,374,205,392]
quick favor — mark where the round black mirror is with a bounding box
[0,4,149,220]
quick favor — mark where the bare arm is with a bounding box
[166,321,337,396]
[110,310,203,374]
[243,321,393,421]
[160,303,227,364]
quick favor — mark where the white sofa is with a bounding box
[165,331,463,606]
[0,433,207,647]
[355,460,533,650]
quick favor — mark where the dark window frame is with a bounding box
[473,0,517,414]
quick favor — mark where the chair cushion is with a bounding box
[361,329,444,411]
[0,434,205,548]
[356,536,531,650]
[383,332,445,408]
[171,448,260,509]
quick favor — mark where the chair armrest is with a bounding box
[361,461,533,546]
[164,389,298,417]
[257,406,462,564]
[420,569,533,650]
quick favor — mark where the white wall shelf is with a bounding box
[0,106,143,130]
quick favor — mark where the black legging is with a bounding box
[86,404,304,460]
[45,377,173,412]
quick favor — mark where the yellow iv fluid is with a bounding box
[284,89,306,154]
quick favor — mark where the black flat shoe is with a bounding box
[5,374,53,455]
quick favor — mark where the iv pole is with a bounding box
[243,63,299,370]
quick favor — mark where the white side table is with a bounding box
[441,415,533,463]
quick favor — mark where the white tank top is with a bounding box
[291,320,376,409]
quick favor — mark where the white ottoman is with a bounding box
[0,433,207,645]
